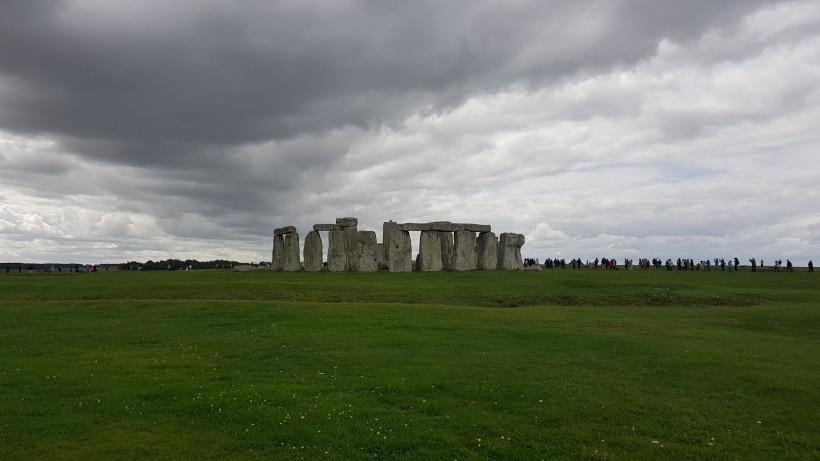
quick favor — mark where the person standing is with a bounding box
[809,260,814,272]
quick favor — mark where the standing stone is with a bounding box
[451,231,478,271]
[440,231,454,271]
[327,230,347,272]
[497,233,525,270]
[337,217,359,272]
[303,230,323,272]
[418,230,444,272]
[375,243,387,270]
[477,232,498,270]
[272,233,285,271]
[387,230,412,272]
[383,221,398,267]
[283,233,301,271]
[356,231,379,272]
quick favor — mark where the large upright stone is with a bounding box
[375,243,387,270]
[497,232,525,270]
[387,230,412,272]
[283,233,301,271]
[356,231,379,272]
[440,231,454,271]
[477,232,498,270]
[327,230,347,272]
[303,230,323,272]
[271,233,285,271]
[418,230,444,272]
[451,231,478,271]
[337,217,359,272]
[383,221,398,267]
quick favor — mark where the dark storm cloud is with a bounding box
[0,0,780,168]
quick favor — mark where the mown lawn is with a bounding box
[1,269,819,460]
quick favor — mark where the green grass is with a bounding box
[1,269,819,460]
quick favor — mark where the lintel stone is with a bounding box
[336,217,358,227]
[397,222,491,232]
[274,226,297,235]
[313,224,341,231]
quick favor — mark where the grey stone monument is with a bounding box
[327,229,347,272]
[451,230,478,271]
[477,232,498,270]
[497,232,525,270]
[356,231,379,272]
[418,230,444,272]
[283,232,301,271]
[384,221,412,272]
[271,233,285,271]
[337,217,359,272]
[303,230,323,272]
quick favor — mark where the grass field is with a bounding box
[1,269,819,460]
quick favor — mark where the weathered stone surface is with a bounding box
[497,232,525,270]
[283,233,301,271]
[303,230,323,272]
[440,231,454,271]
[356,231,378,272]
[327,230,347,272]
[477,232,498,270]
[343,224,359,271]
[396,222,491,232]
[386,230,412,272]
[271,233,285,271]
[336,217,358,227]
[451,231,478,271]
[274,226,297,235]
[313,224,340,231]
[375,243,386,270]
[234,264,266,272]
[418,230,444,272]
[383,221,398,267]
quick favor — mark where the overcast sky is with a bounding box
[1,0,819,265]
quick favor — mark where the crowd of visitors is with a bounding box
[535,257,814,272]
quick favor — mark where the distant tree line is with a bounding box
[2,259,248,272]
[123,259,243,270]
